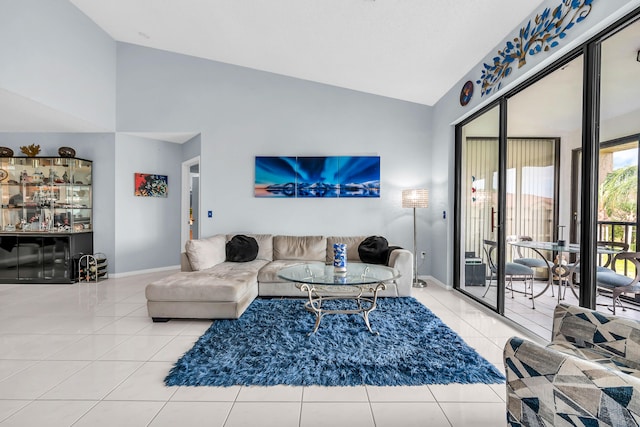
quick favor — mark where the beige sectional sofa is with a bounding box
[145,234,413,322]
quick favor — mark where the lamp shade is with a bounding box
[402,189,429,208]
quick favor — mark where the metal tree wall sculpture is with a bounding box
[477,0,594,97]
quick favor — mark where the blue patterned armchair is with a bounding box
[504,303,640,426]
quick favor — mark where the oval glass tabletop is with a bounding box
[277,263,400,286]
[510,240,620,255]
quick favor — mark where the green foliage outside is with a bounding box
[599,165,637,276]
[600,165,637,223]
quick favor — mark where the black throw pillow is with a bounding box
[358,236,389,265]
[226,235,259,262]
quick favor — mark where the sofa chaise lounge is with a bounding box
[145,234,413,322]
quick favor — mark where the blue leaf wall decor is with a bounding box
[477,0,595,98]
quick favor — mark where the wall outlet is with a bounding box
[420,251,426,259]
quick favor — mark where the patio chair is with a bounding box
[596,251,640,314]
[560,241,629,300]
[482,240,535,309]
[597,240,630,272]
[510,235,555,297]
[505,303,640,426]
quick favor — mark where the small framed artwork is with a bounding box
[134,173,168,197]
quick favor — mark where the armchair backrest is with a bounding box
[552,303,640,370]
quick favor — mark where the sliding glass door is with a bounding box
[458,105,501,310]
[455,12,640,333]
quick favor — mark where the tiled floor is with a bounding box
[0,271,541,427]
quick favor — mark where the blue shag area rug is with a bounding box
[165,297,505,387]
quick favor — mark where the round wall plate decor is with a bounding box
[460,80,474,106]
[0,169,8,181]
[58,146,76,158]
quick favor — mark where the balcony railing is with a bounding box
[597,221,637,303]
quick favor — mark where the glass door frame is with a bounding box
[454,48,600,313]
[454,99,507,314]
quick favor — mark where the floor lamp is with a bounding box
[402,189,429,288]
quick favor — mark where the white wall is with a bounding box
[115,134,182,273]
[430,0,640,286]
[116,43,433,272]
[0,0,116,130]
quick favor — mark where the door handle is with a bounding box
[491,207,496,232]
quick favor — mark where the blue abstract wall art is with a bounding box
[255,156,380,198]
[477,0,595,97]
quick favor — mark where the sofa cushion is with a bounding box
[184,234,226,271]
[226,235,259,262]
[257,260,324,283]
[325,236,366,264]
[273,235,326,261]
[227,233,273,261]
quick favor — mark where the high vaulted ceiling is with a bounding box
[70,0,546,106]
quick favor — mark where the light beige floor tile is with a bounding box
[40,360,143,400]
[148,401,232,427]
[94,302,145,317]
[179,321,214,336]
[303,385,368,402]
[440,402,507,427]
[94,316,151,335]
[365,385,434,402]
[104,361,176,401]
[237,385,303,402]
[128,306,150,317]
[428,383,504,402]
[170,385,241,402]
[0,360,35,381]
[46,317,118,335]
[490,383,507,401]
[224,402,301,427]
[0,400,97,427]
[0,400,31,423]
[72,400,164,427]
[149,336,198,362]
[98,334,174,361]
[0,334,84,360]
[137,319,194,335]
[46,334,130,360]
[371,402,450,427]
[0,360,90,399]
[300,402,374,427]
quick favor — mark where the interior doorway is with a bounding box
[181,156,200,250]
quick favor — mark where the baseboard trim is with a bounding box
[424,275,450,289]
[110,265,180,278]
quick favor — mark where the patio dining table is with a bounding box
[508,241,620,302]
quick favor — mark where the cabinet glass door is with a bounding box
[17,236,43,280]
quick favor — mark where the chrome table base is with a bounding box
[299,282,386,335]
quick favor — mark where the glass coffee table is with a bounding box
[277,263,400,335]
